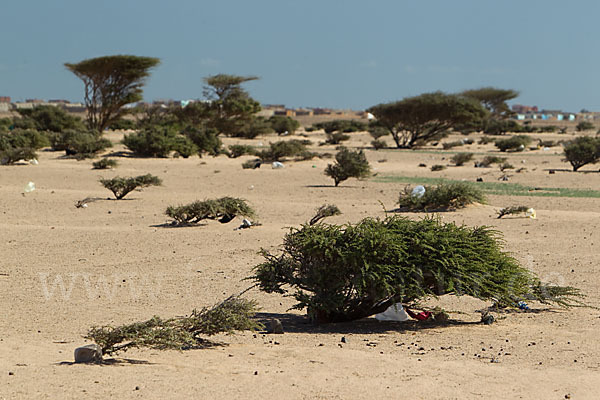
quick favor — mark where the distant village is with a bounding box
[1,96,599,122]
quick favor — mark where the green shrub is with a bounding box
[268,115,300,135]
[92,159,118,169]
[324,147,371,186]
[398,182,486,211]
[228,144,256,158]
[255,139,310,162]
[252,216,584,323]
[430,164,446,171]
[309,204,342,225]
[166,197,256,224]
[537,125,557,133]
[497,206,530,219]
[50,129,112,159]
[477,155,506,167]
[123,127,181,157]
[323,132,350,145]
[107,118,136,130]
[313,120,366,134]
[368,124,389,139]
[86,297,262,356]
[499,162,514,171]
[442,140,464,150]
[0,147,37,165]
[484,119,523,135]
[183,126,223,157]
[371,139,387,150]
[16,105,85,132]
[0,129,49,150]
[232,117,274,139]
[0,118,12,133]
[563,136,600,171]
[100,174,162,200]
[241,159,261,169]
[576,121,595,132]
[495,135,532,152]
[478,136,496,145]
[450,152,474,166]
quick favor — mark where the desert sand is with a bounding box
[1,128,599,399]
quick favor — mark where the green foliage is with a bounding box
[0,129,50,150]
[494,135,532,152]
[268,115,300,135]
[430,164,446,171]
[252,215,584,323]
[325,147,371,186]
[460,87,518,119]
[0,147,37,165]
[450,152,474,166]
[0,118,12,133]
[309,204,342,225]
[398,182,486,211]
[100,174,162,200]
[477,155,506,167]
[368,92,488,148]
[123,126,197,158]
[65,55,160,132]
[478,136,497,145]
[182,126,223,157]
[324,132,350,145]
[232,116,273,139]
[368,124,389,139]
[241,159,261,169]
[107,118,137,130]
[562,136,600,171]
[497,206,530,219]
[255,139,311,162]
[49,129,112,159]
[16,105,85,132]
[371,139,387,150]
[312,120,367,134]
[483,119,524,135]
[537,125,557,133]
[166,197,256,225]
[92,159,118,169]
[86,297,262,356]
[228,144,256,158]
[442,140,465,150]
[576,121,595,132]
[499,161,514,171]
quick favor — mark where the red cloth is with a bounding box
[405,308,432,321]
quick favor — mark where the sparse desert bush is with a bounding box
[309,204,341,225]
[0,147,37,165]
[499,161,514,171]
[476,155,506,167]
[323,132,350,145]
[16,105,85,132]
[497,206,531,219]
[371,139,387,150]
[442,140,464,150]
[495,135,532,152]
[483,119,523,135]
[450,152,474,166]
[312,120,366,134]
[398,182,486,211]
[183,126,223,157]
[232,117,274,139]
[166,197,256,224]
[0,129,50,151]
[255,139,311,162]
[268,115,300,135]
[562,136,600,171]
[49,129,112,159]
[100,174,162,200]
[252,215,584,323]
[92,159,118,169]
[123,127,194,157]
[241,159,261,169]
[538,139,556,148]
[324,147,371,186]
[107,118,136,130]
[537,125,557,133]
[86,297,262,356]
[576,121,595,132]
[430,164,446,171]
[478,136,497,145]
[228,144,256,158]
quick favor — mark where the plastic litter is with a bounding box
[30,159,39,165]
[23,182,35,193]
[411,185,426,198]
[518,301,530,310]
[525,208,536,219]
[375,303,410,322]
[272,161,285,169]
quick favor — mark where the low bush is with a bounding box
[86,297,262,356]
[576,121,595,132]
[476,155,506,168]
[563,136,600,171]
[499,162,514,171]
[241,159,261,169]
[166,197,256,224]
[0,147,37,165]
[323,132,350,145]
[430,164,446,172]
[442,140,464,150]
[309,204,341,225]
[50,129,112,159]
[0,129,49,151]
[255,139,311,162]
[183,126,223,157]
[497,206,531,219]
[228,144,256,158]
[100,174,162,200]
[495,135,532,152]
[92,159,118,169]
[312,120,366,134]
[252,215,584,323]
[324,147,371,186]
[537,125,557,133]
[450,152,474,166]
[107,118,136,130]
[398,182,486,211]
[16,105,85,132]
[478,136,496,145]
[268,115,300,135]
[123,127,188,157]
[232,117,274,139]
[371,139,387,150]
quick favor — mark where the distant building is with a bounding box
[511,104,538,113]
[0,96,10,103]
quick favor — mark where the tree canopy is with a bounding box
[368,92,488,148]
[65,55,160,133]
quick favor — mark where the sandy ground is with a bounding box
[1,130,599,399]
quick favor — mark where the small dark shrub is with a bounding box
[398,182,486,211]
[228,144,256,158]
[0,129,50,150]
[49,129,111,159]
[576,121,595,132]
[92,159,118,169]
[166,197,256,224]
[495,135,532,152]
[371,139,386,150]
[478,136,497,145]
[450,152,474,166]
[537,125,557,133]
[313,120,366,134]
[476,155,506,167]
[538,139,556,148]
[430,164,446,171]
[499,162,514,171]
[324,147,371,186]
[255,139,310,162]
[123,127,182,157]
[252,216,583,323]
[268,115,300,135]
[497,206,531,219]
[107,118,136,130]
[323,132,350,145]
[442,140,464,150]
[100,174,162,200]
[0,147,37,165]
[241,159,261,169]
[183,126,223,157]
[232,117,274,139]
[562,136,600,171]
[309,204,341,225]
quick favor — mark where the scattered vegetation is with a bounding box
[323,132,350,145]
[100,174,162,200]
[255,139,314,162]
[442,140,465,150]
[0,147,37,165]
[430,164,446,172]
[227,144,256,158]
[499,161,515,171]
[371,139,387,150]
[497,206,530,219]
[397,182,486,211]
[123,127,197,158]
[0,128,51,164]
[450,152,474,166]
[311,120,366,134]
[495,135,532,152]
[562,136,600,171]
[16,105,85,132]
[309,204,341,225]
[252,215,584,323]
[50,129,112,159]
[166,197,256,225]
[86,297,262,356]
[92,159,118,169]
[324,147,371,186]
[268,115,300,135]
[576,121,595,132]
[476,155,506,168]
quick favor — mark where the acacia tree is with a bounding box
[367,92,488,148]
[202,74,261,136]
[65,55,160,133]
[459,87,519,134]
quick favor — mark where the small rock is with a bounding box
[135,386,140,391]
[8,371,14,376]
[476,177,483,182]
[74,344,102,363]
[268,319,284,334]
[341,336,347,343]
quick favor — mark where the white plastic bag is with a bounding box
[272,161,285,169]
[375,303,410,322]
[23,182,36,193]
[411,185,426,198]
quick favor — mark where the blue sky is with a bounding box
[1,1,599,111]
